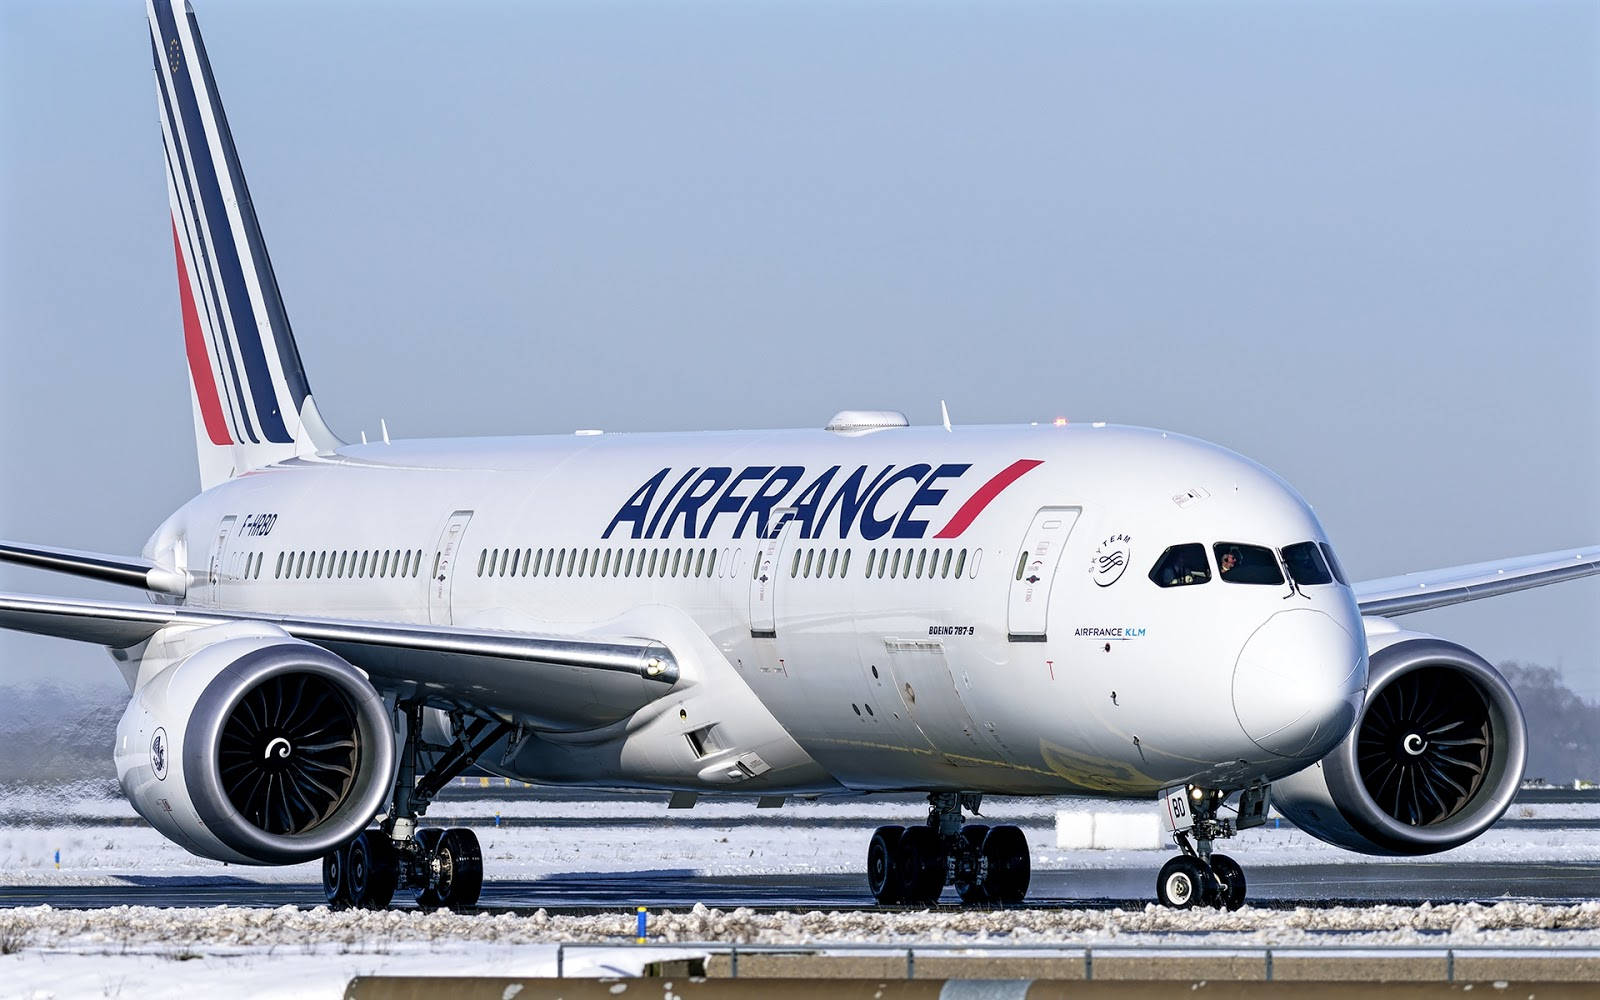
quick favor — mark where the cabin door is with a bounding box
[206,515,237,600]
[428,510,475,625]
[749,508,798,638]
[1006,507,1081,641]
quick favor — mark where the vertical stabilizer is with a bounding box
[149,0,341,490]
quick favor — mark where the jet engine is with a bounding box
[1271,621,1526,855]
[115,631,394,865]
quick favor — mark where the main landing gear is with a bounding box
[1153,784,1265,911]
[323,706,510,910]
[867,792,1031,906]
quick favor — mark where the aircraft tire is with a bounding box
[413,828,447,909]
[436,828,484,909]
[980,824,1030,905]
[896,825,946,906]
[867,825,905,905]
[347,830,398,910]
[1208,853,1247,910]
[1156,856,1207,909]
[322,843,352,909]
[955,825,990,905]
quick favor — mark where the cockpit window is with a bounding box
[1282,541,1334,586]
[1214,543,1284,585]
[1149,543,1211,588]
[1318,542,1349,586]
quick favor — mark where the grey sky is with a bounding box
[3,0,1597,698]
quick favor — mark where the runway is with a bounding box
[4,860,1597,912]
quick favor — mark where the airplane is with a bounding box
[1,0,1596,913]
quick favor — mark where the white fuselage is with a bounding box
[142,421,1367,799]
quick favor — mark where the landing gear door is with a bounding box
[1006,507,1080,642]
[749,508,797,639]
[429,510,474,626]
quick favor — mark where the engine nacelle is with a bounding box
[1272,621,1526,855]
[116,626,394,865]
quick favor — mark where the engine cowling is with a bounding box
[116,628,394,865]
[1272,621,1526,855]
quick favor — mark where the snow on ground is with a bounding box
[3,786,1599,998]
[2,901,1600,999]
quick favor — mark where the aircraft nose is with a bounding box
[1232,608,1364,758]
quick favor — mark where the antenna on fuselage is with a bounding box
[381,419,391,445]
[940,400,952,433]
[360,430,368,445]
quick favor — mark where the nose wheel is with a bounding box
[1154,783,1261,910]
[1155,852,1246,910]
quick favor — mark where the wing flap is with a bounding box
[0,592,679,729]
[1354,545,1600,617]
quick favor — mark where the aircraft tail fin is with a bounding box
[148,0,341,491]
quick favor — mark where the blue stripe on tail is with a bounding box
[151,0,291,444]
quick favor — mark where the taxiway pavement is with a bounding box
[3,861,1595,912]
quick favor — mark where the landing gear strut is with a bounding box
[1154,784,1263,911]
[867,793,1030,906]
[322,705,509,910]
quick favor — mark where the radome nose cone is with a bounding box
[1233,609,1364,759]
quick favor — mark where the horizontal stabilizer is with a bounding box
[0,592,678,731]
[1355,545,1600,617]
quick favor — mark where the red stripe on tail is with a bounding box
[171,217,231,445]
[933,459,1043,538]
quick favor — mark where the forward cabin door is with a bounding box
[206,515,237,600]
[749,508,798,638]
[428,510,474,625]
[1006,507,1081,642]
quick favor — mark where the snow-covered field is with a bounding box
[2,902,1599,999]
[2,784,1598,998]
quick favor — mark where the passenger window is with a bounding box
[828,549,838,578]
[1282,541,1334,586]
[890,550,902,578]
[840,549,850,578]
[1214,543,1285,585]
[1149,543,1211,588]
[648,550,659,577]
[477,550,487,577]
[382,550,392,578]
[916,549,928,579]
[696,549,707,577]
[275,552,283,579]
[804,549,815,578]
[1014,550,1029,582]
[969,549,981,577]
[1319,542,1349,586]
[941,549,953,578]
[791,550,802,578]
[319,551,329,578]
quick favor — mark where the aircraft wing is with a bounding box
[0,539,174,591]
[1354,545,1600,617]
[0,592,679,730]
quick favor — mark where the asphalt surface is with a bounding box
[3,861,1596,912]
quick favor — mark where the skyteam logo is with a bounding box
[1092,533,1132,587]
[605,459,1043,541]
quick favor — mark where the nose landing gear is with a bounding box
[1154,783,1267,910]
[866,793,1032,906]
